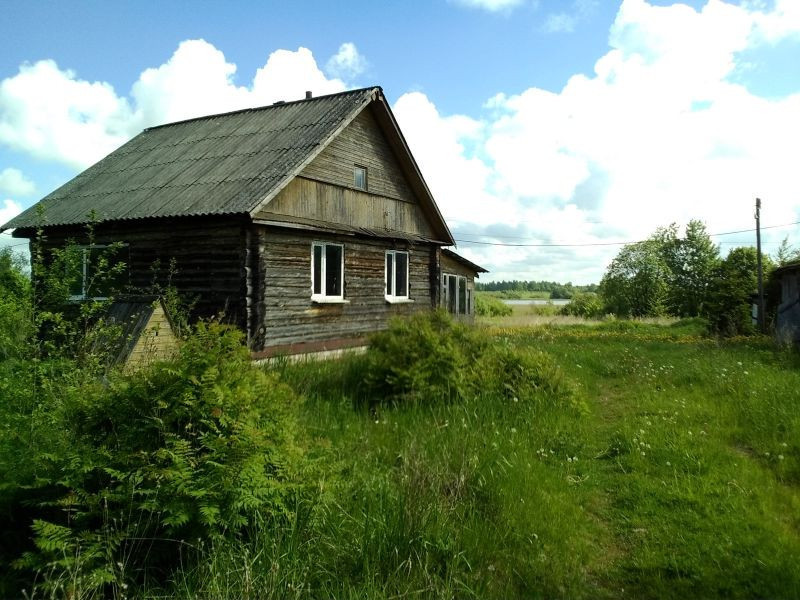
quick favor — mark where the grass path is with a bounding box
[515,324,800,599]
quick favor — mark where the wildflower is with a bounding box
[567,457,573,463]
[573,456,578,462]
[511,428,517,434]
[666,461,671,466]
[778,455,784,461]
[641,452,646,456]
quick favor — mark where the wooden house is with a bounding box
[775,262,800,345]
[2,87,486,357]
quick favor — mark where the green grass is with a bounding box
[172,319,800,599]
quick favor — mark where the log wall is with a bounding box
[31,217,248,330]
[252,226,436,351]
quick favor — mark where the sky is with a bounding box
[1,0,799,284]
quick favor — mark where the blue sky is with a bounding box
[1,0,799,283]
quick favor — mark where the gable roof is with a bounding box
[3,86,454,244]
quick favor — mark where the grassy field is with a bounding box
[168,317,800,599]
[477,290,552,300]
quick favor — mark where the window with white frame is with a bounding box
[311,242,344,301]
[385,250,409,301]
[68,244,128,300]
[354,165,367,190]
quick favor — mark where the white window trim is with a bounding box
[385,249,412,303]
[68,244,114,301]
[311,241,347,303]
[354,165,367,191]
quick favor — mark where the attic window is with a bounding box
[354,165,367,190]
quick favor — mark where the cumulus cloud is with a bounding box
[448,0,529,13]
[0,198,23,236]
[542,0,598,34]
[393,0,800,281]
[325,43,368,80]
[0,40,348,170]
[0,167,35,196]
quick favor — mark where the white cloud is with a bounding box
[0,167,35,196]
[542,0,598,34]
[0,60,134,169]
[325,43,368,80]
[0,40,348,170]
[0,198,23,237]
[392,0,800,282]
[449,0,529,13]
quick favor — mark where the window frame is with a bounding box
[67,244,128,301]
[311,241,346,303]
[385,249,412,303]
[441,273,471,315]
[353,165,367,191]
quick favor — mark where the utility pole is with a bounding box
[755,198,766,334]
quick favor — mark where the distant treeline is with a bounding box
[475,280,599,299]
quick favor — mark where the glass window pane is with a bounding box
[313,245,322,295]
[325,244,342,296]
[396,252,408,297]
[354,166,366,190]
[448,275,457,314]
[385,253,393,296]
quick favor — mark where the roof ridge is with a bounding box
[144,86,381,132]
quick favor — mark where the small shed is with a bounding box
[775,262,800,345]
[101,296,179,369]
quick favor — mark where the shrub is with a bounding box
[8,322,304,597]
[475,294,512,317]
[362,311,574,409]
[363,310,487,406]
[472,343,573,404]
[560,292,604,319]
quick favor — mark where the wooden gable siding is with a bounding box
[440,252,478,279]
[249,226,435,351]
[256,178,434,237]
[32,217,248,329]
[303,109,414,200]
[255,109,435,239]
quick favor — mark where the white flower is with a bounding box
[778,455,784,460]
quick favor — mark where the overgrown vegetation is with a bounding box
[2,242,799,598]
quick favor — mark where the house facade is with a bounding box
[2,87,485,356]
[775,262,800,345]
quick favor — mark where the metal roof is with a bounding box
[442,248,488,274]
[4,88,379,230]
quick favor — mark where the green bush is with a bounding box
[362,311,573,408]
[560,292,604,318]
[6,323,304,597]
[363,310,487,406]
[475,294,512,317]
[473,343,574,404]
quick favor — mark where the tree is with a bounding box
[600,238,671,317]
[704,247,774,335]
[774,236,800,266]
[665,220,720,316]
